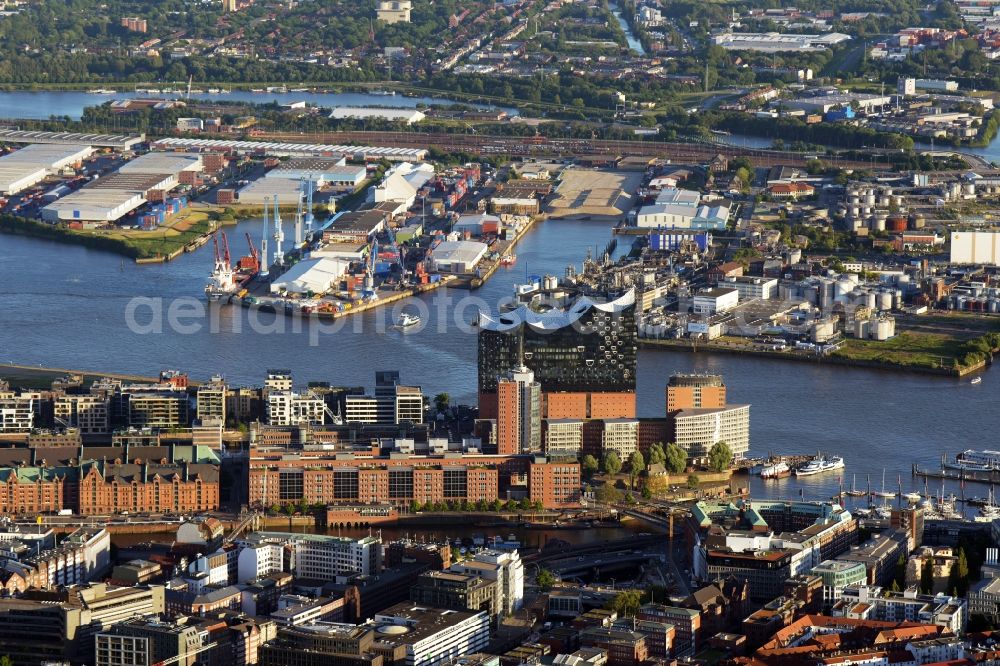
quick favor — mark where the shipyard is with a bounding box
[2,0,1000,657]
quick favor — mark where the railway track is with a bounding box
[249,130,883,168]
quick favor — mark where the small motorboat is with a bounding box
[971,377,982,385]
[396,312,421,329]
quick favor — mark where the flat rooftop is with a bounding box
[0,129,144,149]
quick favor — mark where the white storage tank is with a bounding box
[876,290,893,310]
[873,317,895,341]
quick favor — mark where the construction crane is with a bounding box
[384,224,408,287]
[272,194,284,267]
[244,232,260,272]
[362,240,379,301]
[303,175,315,232]
[294,189,304,247]
[260,198,270,277]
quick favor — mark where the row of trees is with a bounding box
[581,441,733,479]
[410,498,544,513]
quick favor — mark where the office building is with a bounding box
[0,395,33,432]
[264,370,293,393]
[410,571,500,617]
[266,391,326,426]
[637,604,699,657]
[245,533,381,580]
[672,405,750,461]
[811,559,868,605]
[494,367,541,455]
[259,622,381,666]
[54,394,110,434]
[448,550,523,615]
[376,0,412,23]
[0,583,165,664]
[126,391,189,429]
[542,419,583,457]
[579,627,648,666]
[834,584,966,635]
[96,618,207,666]
[368,603,490,666]
[601,419,639,459]
[666,374,726,412]
[196,378,227,423]
[345,372,425,426]
[479,291,637,420]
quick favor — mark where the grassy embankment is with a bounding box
[0,209,220,260]
[831,314,1000,372]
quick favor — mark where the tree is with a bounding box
[606,589,644,617]
[581,454,600,478]
[433,393,450,413]
[921,557,934,594]
[596,483,623,504]
[687,474,700,489]
[648,443,666,466]
[949,548,970,596]
[628,451,646,490]
[602,451,622,477]
[664,443,688,474]
[708,441,733,472]
[536,569,556,591]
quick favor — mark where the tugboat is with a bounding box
[500,254,517,266]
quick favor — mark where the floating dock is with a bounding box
[912,463,1000,485]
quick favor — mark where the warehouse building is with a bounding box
[0,129,144,150]
[430,240,488,273]
[329,107,426,125]
[266,158,367,191]
[950,231,1000,265]
[41,189,146,223]
[118,152,202,177]
[269,257,351,295]
[151,137,427,162]
[0,144,93,195]
[237,176,310,206]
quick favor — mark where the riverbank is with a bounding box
[0,363,171,389]
[638,336,983,377]
[0,211,221,262]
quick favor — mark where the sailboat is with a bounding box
[846,473,866,497]
[871,469,895,499]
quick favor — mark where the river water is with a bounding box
[609,2,647,56]
[0,90,513,121]
[2,217,996,508]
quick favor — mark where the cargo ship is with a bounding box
[204,231,260,300]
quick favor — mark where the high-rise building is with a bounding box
[264,369,293,394]
[666,374,726,412]
[266,391,326,426]
[196,376,227,422]
[479,290,637,421]
[54,394,109,434]
[96,618,206,666]
[494,367,541,455]
[0,583,165,664]
[666,373,748,462]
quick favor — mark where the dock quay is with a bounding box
[912,463,1000,485]
[465,214,541,289]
